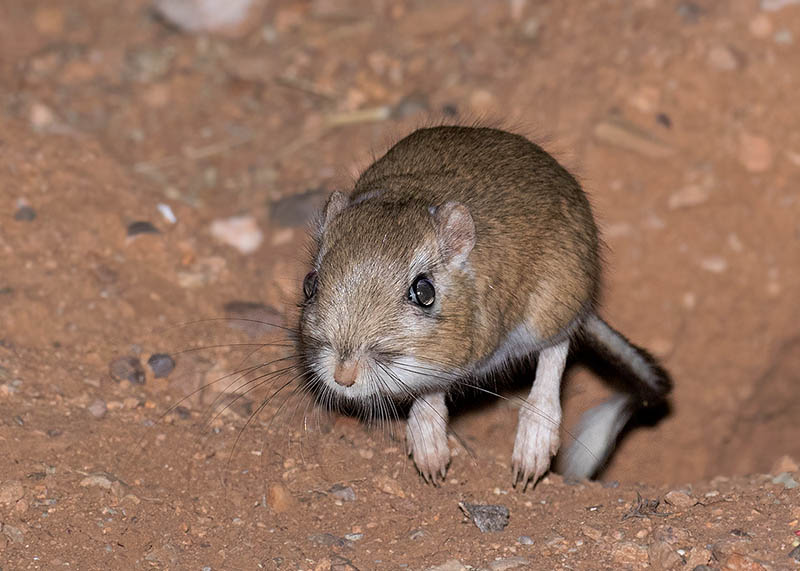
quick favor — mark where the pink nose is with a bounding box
[333,358,359,387]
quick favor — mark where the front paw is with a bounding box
[511,405,561,491]
[406,395,450,485]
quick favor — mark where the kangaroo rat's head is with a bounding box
[298,190,476,406]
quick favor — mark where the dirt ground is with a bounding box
[1,0,800,569]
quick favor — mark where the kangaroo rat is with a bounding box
[298,126,671,488]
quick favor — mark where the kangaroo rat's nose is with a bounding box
[333,358,359,387]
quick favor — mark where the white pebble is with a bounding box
[210,215,263,254]
[157,203,177,224]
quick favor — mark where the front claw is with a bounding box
[511,407,561,491]
[406,392,450,485]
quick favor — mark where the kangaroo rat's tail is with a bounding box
[558,314,672,479]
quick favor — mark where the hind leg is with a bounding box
[512,339,569,490]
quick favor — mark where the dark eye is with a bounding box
[409,275,435,307]
[303,270,318,300]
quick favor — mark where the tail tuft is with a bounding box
[559,314,672,479]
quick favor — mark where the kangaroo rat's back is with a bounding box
[354,126,601,342]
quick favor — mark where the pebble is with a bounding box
[469,90,497,115]
[308,533,350,548]
[177,256,227,288]
[375,475,405,498]
[668,185,710,209]
[328,483,356,502]
[2,523,24,544]
[147,353,175,378]
[14,205,37,221]
[109,356,146,385]
[269,190,327,228]
[649,541,682,570]
[707,45,740,71]
[458,502,510,533]
[581,525,603,541]
[427,561,467,571]
[266,483,295,513]
[712,538,752,560]
[611,542,649,567]
[594,118,674,158]
[486,557,530,570]
[210,215,263,254]
[126,221,160,237]
[29,102,57,130]
[761,0,800,11]
[517,535,534,545]
[153,0,262,34]
[700,256,728,273]
[738,132,773,173]
[0,480,24,505]
[684,548,711,567]
[789,545,800,561]
[157,203,177,224]
[80,474,114,489]
[664,490,695,509]
[749,14,773,37]
[771,455,799,474]
[771,472,799,489]
[722,554,767,570]
[409,528,426,540]
[88,399,108,419]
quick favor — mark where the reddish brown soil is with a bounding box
[1,1,799,569]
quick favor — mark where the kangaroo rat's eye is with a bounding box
[303,271,318,300]
[409,275,435,307]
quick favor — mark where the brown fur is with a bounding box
[300,126,600,392]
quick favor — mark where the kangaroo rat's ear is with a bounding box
[433,202,475,266]
[322,191,349,229]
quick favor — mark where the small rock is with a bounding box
[308,533,350,548]
[80,474,114,489]
[266,483,295,513]
[375,475,405,498]
[153,0,264,35]
[738,132,773,173]
[761,0,800,11]
[771,472,799,489]
[518,535,534,545]
[328,483,356,502]
[2,523,24,544]
[29,102,57,130]
[649,541,682,570]
[427,561,467,571]
[109,356,146,385]
[88,399,108,419]
[157,203,177,224]
[469,89,497,115]
[668,185,710,209]
[611,542,650,567]
[0,481,24,505]
[722,554,767,571]
[409,528,426,540]
[712,538,752,560]
[594,117,674,158]
[14,205,37,221]
[488,557,530,570]
[700,257,727,273]
[685,547,712,568]
[664,490,695,509]
[677,2,703,22]
[210,215,263,254]
[147,354,175,378]
[582,525,603,541]
[126,221,160,237]
[788,544,800,561]
[458,502,510,533]
[707,45,740,71]
[749,14,773,38]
